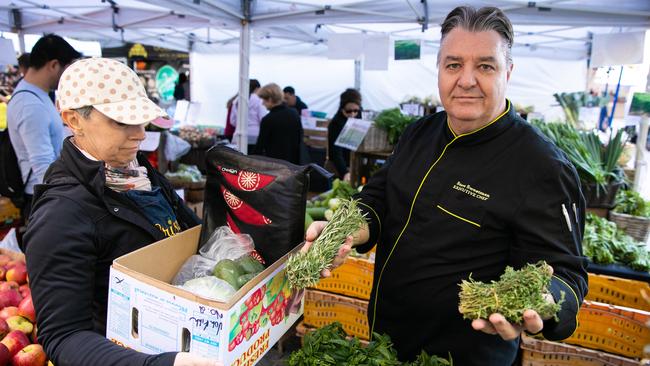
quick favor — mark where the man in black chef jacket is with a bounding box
[304,5,587,365]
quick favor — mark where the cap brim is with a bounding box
[93,97,167,125]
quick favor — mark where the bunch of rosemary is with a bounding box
[458,261,564,323]
[287,199,366,290]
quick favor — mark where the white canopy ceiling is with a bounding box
[1,0,649,60]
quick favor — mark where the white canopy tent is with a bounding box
[1,0,650,151]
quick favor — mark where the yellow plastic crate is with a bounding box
[564,300,650,358]
[586,273,650,311]
[303,289,369,340]
[521,335,639,366]
[313,256,374,300]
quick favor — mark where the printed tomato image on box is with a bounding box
[106,226,304,366]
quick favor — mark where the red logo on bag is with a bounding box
[217,166,276,192]
[221,186,272,226]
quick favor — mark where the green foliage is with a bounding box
[374,108,418,145]
[629,92,650,115]
[613,189,650,218]
[583,213,650,272]
[553,92,609,127]
[458,261,563,323]
[287,199,367,289]
[289,322,451,366]
[394,40,421,60]
[531,121,626,193]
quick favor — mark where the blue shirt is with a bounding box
[7,80,64,194]
[124,187,181,238]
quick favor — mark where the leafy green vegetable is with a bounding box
[374,108,418,145]
[613,189,650,218]
[459,261,563,323]
[583,213,650,272]
[289,322,451,366]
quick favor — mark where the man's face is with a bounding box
[284,92,296,106]
[49,60,70,90]
[438,28,512,131]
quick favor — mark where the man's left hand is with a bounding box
[471,309,544,341]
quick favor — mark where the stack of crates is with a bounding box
[521,273,650,365]
[301,253,374,340]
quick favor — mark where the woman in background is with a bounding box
[327,88,362,181]
[255,83,303,164]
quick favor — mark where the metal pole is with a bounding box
[18,31,25,54]
[354,59,361,90]
[634,116,648,192]
[235,2,251,154]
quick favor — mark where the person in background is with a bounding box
[283,86,308,116]
[7,34,80,220]
[12,53,30,88]
[229,79,267,153]
[223,93,238,141]
[174,73,189,101]
[255,83,303,164]
[23,57,217,366]
[327,88,362,181]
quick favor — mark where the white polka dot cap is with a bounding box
[57,57,168,125]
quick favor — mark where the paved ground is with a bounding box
[257,325,301,366]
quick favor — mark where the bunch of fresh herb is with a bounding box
[583,213,650,272]
[374,108,418,145]
[287,199,366,289]
[613,189,650,218]
[459,261,563,323]
[289,322,451,366]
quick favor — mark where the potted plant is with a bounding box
[610,189,650,243]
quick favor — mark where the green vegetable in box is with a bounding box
[374,108,419,145]
[213,259,245,289]
[236,255,265,274]
[306,207,327,220]
[613,189,650,218]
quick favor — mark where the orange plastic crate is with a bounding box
[521,335,639,366]
[313,256,374,300]
[303,289,369,340]
[563,300,650,358]
[586,273,650,311]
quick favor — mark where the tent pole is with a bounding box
[607,65,624,129]
[235,1,251,154]
[18,32,25,54]
[354,59,361,91]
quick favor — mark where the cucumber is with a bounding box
[213,259,245,289]
[236,272,259,289]
[235,255,265,274]
[306,207,328,220]
[305,212,314,233]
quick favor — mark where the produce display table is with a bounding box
[587,261,650,282]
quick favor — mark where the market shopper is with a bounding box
[7,34,80,219]
[229,79,267,152]
[306,6,587,365]
[255,83,303,164]
[22,58,219,366]
[283,86,308,116]
[327,88,362,181]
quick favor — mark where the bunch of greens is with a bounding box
[374,108,418,145]
[287,199,367,289]
[531,121,626,194]
[584,213,650,271]
[553,92,609,127]
[459,261,563,323]
[613,189,650,218]
[164,164,204,183]
[289,322,451,366]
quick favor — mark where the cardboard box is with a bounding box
[106,226,304,365]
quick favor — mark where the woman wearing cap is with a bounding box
[22,58,218,366]
[327,88,362,181]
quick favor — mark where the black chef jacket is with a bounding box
[355,100,588,365]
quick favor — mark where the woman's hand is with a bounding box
[174,352,222,366]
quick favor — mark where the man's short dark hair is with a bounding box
[440,6,514,66]
[29,34,81,70]
[283,86,295,95]
[17,53,30,69]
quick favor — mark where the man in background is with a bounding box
[283,86,308,116]
[7,34,80,219]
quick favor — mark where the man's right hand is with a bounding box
[301,221,353,278]
[174,352,222,366]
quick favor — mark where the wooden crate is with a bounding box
[564,300,650,358]
[521,335,639,366]
[586,273,650,311]
[303,289,369,340]
[313,256,374,300]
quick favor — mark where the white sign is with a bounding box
[334,118,372,151]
